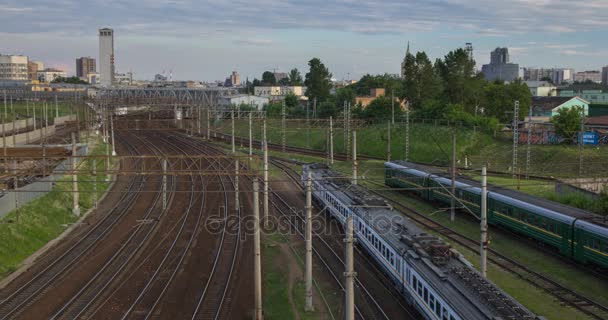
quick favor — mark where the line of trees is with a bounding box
[256,47,533,130]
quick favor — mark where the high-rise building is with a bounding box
[99,28,115,86]
[27,61,39,81]
[481,48,520,82]
[230,71,241,86]
[0,54,28,81]
[574,71,601,83]
[602,66,608,86]
[76,57,96,80]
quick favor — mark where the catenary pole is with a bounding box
[352,131,357,185]
[329,116,334,165]
[344,216,355,320]
[72,132,80,216]
[263,119,269,226]
[451,131,456,222]
[481,166,488,278]
[253,178,264,320]
[387,121,391,162]
[305,171,314,311]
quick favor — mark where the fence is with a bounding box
[0,144,88,218]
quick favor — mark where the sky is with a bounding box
[2,0,608,81]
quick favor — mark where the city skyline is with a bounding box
[2,0,607,81]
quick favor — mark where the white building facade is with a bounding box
[254,86,304,97]
[0,55,28,81]
[99,28,115,86]
[37,69,67,83]
[220,94,269,110]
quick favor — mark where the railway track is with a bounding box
[269,157,608,320]
[363,180,608,320]
[82,132,206,319]
[49,132,177,319]
[0,135,152,320]
[268,158,419,320]
[167,133,242,320]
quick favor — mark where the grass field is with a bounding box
[0,101,79,122]
[0,136,113,279]
[218,119,608,179]
[244,146,597,320]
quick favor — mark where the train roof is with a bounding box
[488,192,576,224]
[575,219,608,238]
[306,164,538,320]
[388,161,605,226]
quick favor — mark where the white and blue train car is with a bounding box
[302,164,542,320]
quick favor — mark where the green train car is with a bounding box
[385,161,608,268]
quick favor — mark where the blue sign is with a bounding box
[580,131,599,145]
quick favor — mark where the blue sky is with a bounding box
[2,0,607,81]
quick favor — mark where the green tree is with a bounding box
[51,76,88,85]
[318,101,337,118]
[551,106,583,141]
[360,96,401,120]
[351,74,402,96]
[284,92,299,109]
[262,71,276,85]
[403,52,440,108]
[335,87,356,110]
[288,68,303,86]
[304,58,332,103]
[435,48,476,105]
[264,103,283,118]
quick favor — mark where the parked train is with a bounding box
[303,164,542,320]
[384,161,608,269]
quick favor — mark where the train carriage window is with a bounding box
[435,302,441,315]
[429,295,435,310]
[442,307,448,320]
[450,316,456,320]
[424,287,428,303]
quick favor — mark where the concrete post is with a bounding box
[198,105,201,135]
[33,103,37,131]
[481,166,488,278]
[405,102,410,162]
[387,121,391,162]
[344,216,355,320]
[110,110,116,156]
[93,159,98,209]
[206,108,210,140]
[451,131,456,222]
[263,120,269,226]
[26,102,30,144]
[55,95,59,118]
[281,101,286,152]
[352,131,357,185]
[162,158,167,210]
[249,112,253,164]
[12,112,16,146]
[253,178,264,320]
[305,172,314,311]
[235,159,240,212]
[72,132,80,216]
[13,160,19,221]
[231,110,236,153]
[329,116,334,165]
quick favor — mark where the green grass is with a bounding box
[211,136,605,319]
[219,119,608,179]
[0,136,113,279]
[262,231,296,319]
[0,101,78,122]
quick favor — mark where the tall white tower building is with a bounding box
[99,28,115,86]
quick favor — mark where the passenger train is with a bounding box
[303,164,542,320]
[384,161,608,269]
